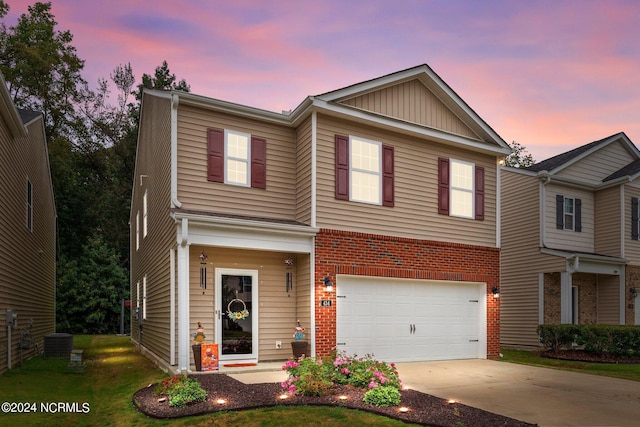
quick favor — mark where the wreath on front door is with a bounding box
[227,298,249,322]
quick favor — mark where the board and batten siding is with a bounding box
[130,93,176,363]
[544,184,594,252]
[295,117,313,224]
[623,180,640,265]
[176,106,298,220]
[188,247,310,363]
[340,79,479,140]
[0,117,56,374]
[556,139,636,183]
[315,114,498,247]
[594,186,622,257]
[500,169,565,348]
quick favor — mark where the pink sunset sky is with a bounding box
[4,0,640,161]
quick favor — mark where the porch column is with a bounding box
[177,231,191,372]
[560,272,572,324]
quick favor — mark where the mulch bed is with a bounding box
[132,374,536,427]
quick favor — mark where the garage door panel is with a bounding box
[337,276,485,362]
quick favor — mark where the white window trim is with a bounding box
[143,275,147,320]
[449,158,475,219]
[349,135,382,205]
[136,281,140,313]
[143,190,148,238]
[26,178,33,232]
[564,197,575,231]
[224,129,251,187]
[136,211,140,250]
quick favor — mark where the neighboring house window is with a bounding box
[136,281,140,318]
[206,128,266,188]
[26,179,33,232]
[143,275,147,320]
[632,197,640,240]
[438,158,484,220]
[335,134,394,206]
[143,190,148,238]
[136,211,140,250]
[556,195,582,232]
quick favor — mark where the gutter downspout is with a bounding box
[171,93,182,209]
[310,111,317,356]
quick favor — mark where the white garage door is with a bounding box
[336,276,486,362]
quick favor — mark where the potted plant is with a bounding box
[192,321,205,371]
[291,320,308,358]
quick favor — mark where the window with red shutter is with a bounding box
[335,134,349,200]
[382,145,394,207]
[475,166,484,221]
[250,136,266,189]
[207,128,224,182]
[438,157,450,215]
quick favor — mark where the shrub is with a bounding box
[538,324,640,358]
[153,374,187,396]
[281,356,333,396]
[537,324,577,351]
[167,377,207,407]
[363,385,401,407]
[331,351,401,390]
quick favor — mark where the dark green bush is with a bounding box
[168,378,207,407]
[538,324,640,358]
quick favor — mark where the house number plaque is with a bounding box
[320,300,332,307]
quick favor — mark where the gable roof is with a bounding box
[161,64,512,157]
[526,132,638,174]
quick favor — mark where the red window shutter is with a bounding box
[251,136,266,189]
[335,134,349,200]
[475,166,485,221]
[438,157,449,215]
[382,145,394,207]
[207,128,224,182]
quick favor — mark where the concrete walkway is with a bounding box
[226,359,640,427]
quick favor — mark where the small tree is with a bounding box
[505,140,535,168]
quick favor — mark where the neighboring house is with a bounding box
[130,64,511,373]
[0,73,57,374]
[501,133,640,349]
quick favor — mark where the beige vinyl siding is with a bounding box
[295,117,312,224]
[500,169,565,348]
[624,180,640,265]
[0,117,56,374]
[556,140,636,182]
[545,184,594,252]
[597,275,620,324]
[594,186,622,257]
[130,94,176,363]
[315,114,497,247]
[188,248,310,362]
[176,106,297,220]
[340,79,479,140]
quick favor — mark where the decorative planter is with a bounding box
[291,341,309,358]
[192,344,202,371]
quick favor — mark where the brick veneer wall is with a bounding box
[313,229,501,359]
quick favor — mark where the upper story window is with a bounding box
[142,190,148,238]
[207,128,266,189]
[631,197,640,240]
[26,179,33,232]
[438,157,484,220]
[555,194,581,232]
[335,134,394,206]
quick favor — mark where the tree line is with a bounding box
[0,1,189,333]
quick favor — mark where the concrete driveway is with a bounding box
[227,358,640,427]
[396,359,640,427]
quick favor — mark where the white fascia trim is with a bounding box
[540,247,627,265]
[312,99,511,156]
[172,211,319,237]
[536,171,631,190]
[171,93,182,208]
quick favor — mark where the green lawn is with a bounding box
[499,349,640,382]
[0,335,413,427]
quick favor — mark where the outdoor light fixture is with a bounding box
[492,286,500,299]
[631,287,638,298]
[324,276,334,293]
[399,407,409,413]
[216,399,226,405]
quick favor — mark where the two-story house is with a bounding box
[130,64,511,373]
[501,132,640,349]
[0,72,57,374]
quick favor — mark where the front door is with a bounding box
[216,269,258,361]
